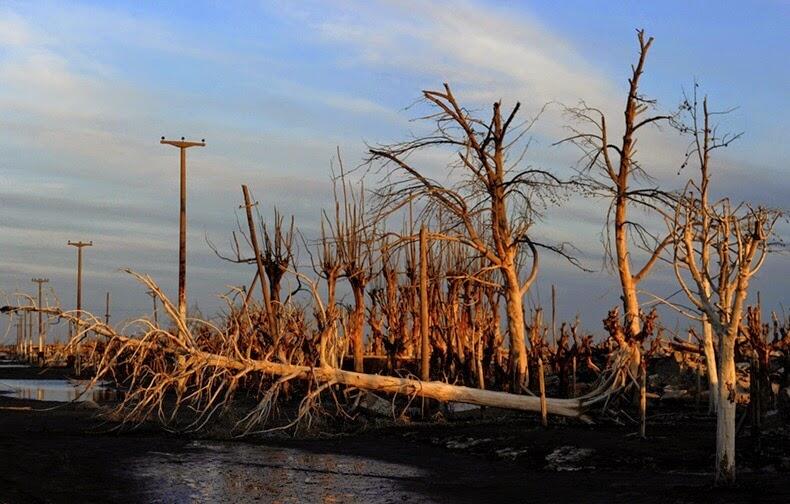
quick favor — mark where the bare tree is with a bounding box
[558,30,674,369]
[672,87,743,413]
[669,90,782,483]
[369,83,571,390]
[330,158,373,373]
[672,190,780,485]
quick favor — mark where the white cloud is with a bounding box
[0,11,40,47]
[305,0,616,108]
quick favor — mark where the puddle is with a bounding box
[0,379,118,402]
[0,359,30,369]
[132,440,431,503]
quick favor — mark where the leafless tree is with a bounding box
[369,83,573,390]
[668,89,783,484]
[672,187,780,485]
[672,86,744,413]
[558,30,675,370]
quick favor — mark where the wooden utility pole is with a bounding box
[160,136,205,326]
[240,185,276,336]
[104,291,111,325]
[15,314,22,357]
[68,240,92,345]
[27,309,33,357]
[419,225,430,382]
[20,310,26,357]
[32,278,49,354]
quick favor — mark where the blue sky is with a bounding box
[0,1,787,342]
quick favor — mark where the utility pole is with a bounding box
[15,314,21,357]
[22,310,28,358]
[160,136,205,327]
[32,278,49,356]
[27,309,33,358]
[105,291,111,325]
[68,240,93,345]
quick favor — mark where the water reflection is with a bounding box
[0,361,31,368]
[132,440,430,503]
[0,379,118,402]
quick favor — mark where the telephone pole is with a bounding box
[160,136,205,326]
[22,310,28,358]
[105,291,111,325]
[68,240,93,344]
[15,314,22,357]
[27,309,33,357]
[32,278,49,355]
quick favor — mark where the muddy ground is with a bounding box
[0,365,788,503]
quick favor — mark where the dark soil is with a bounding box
[0,364,788,503]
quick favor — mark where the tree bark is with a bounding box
[702,317,719,413]
[199,352,584,418]
[351,284,365,373]
[615,194,641,339]
[715,331,737,485]
[504,266,527,389]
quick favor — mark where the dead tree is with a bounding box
[329,159,373,373]
[312,217,343,367]
[1,273,615,429]
[261,209,296,310]
[672,194,780,484]
[558,30,674,370]
[672,87,744,413]
[670,90,783,485]
[369,84,572,391]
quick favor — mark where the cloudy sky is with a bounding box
[1,0,787,343]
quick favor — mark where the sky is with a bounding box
[0,0,787,343]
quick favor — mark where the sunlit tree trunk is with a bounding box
[702,313,719,413]
[715,327,737,484]
[504,267,527,388]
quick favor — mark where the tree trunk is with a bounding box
[198,352,584,417]
[351,285,365,373]
[614,195,641,339]
[504,267,527,390]
[702,317,719,413]
[715,332,737,485]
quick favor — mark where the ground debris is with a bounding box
[544,445,595,471]
[495,447,529,460]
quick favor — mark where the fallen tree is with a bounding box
[1,271,635,432]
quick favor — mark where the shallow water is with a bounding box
[0,359,30,368]
[0,378,118,402]
[131,440,434,503]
